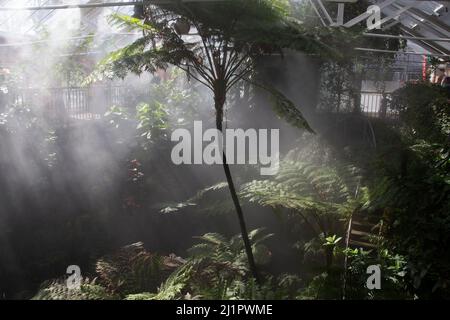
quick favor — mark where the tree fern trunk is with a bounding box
[214,93,260,283]
[325,246,333,271]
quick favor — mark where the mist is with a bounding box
[0,0,447,302]
[0,6,322,297]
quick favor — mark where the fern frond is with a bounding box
[32,279,115,300]
[108,13,157,32]
[150,263,194,300]
[195,232,228,246]
[252,82,314,133]
[248,228,274,246]
[125,292,156,300]
[159,182,229,213]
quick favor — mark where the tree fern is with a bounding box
[86,0,367,282]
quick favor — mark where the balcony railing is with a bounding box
[2,86,127,120]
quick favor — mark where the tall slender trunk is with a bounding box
[214,92,260,283]
[325,246,333,271]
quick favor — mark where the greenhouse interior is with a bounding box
[0,0,449,301]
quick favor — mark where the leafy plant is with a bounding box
[367,140,450,298]
[127,229,277,300]
[343,247,410,300]
[90,0,362,282]
[390,82,450,144]
[94,242,174,296]
[33,242,185,300]
[32,278,117,300]
[163,142,369,273]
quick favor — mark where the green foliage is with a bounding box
[0,104,59,168]
[89,0,362,133]
[344,248,410,299]
[33,242,185,300]
[140,263,195,300]
[297,272,340,299]
[189,228,274,268]
[52,35,96,86]
[253,82,314,133]
[160,182,231,214]
[296,246,410,300]
[241,159,367,227]
[390,82,450,144]
[104,105,130,128]
[216,273,303,300]
[162,138,371,276]
[161,140,368,223]
[133,72,203,145]
[104,69,204,149]
[125,229,284,300]
[94,242,168,296]
[85,3,370,289]
[108,14,156,33]
[323,235,342,247]
[136,102,170,142]
[368,140,450,298]
[32,279,117,300]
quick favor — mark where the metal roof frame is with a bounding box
[1,0,450,57]
[310,0,450,57]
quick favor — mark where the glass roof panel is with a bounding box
[0,1,450,56]
[0,0,134,37]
